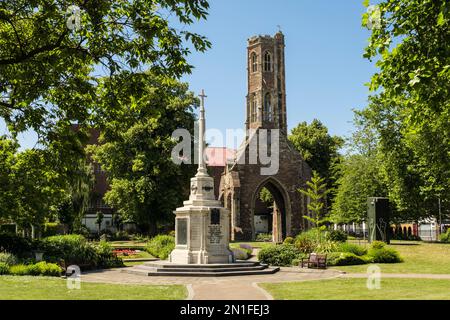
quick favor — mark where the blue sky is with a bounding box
[1,0,378,150]
[182,0,378,148]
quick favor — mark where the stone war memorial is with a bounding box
[125,89,278,276]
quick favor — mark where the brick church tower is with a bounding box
[246,32,287,135]
[219,32,312,242]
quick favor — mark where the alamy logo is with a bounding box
[366,265,381,290]
[171,125,280,175]
[66,265,81,290]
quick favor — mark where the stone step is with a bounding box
[133,264,267,273]
[143,261,261,269]
[124,266,280,277]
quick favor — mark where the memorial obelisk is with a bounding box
[169,90,233,264]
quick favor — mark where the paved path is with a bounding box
[81,267,343,300]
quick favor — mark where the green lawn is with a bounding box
[0,276,187,300]
[260,278,450,300]
[331,241,450,274]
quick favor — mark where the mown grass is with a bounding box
[260,278,450,300]
[331,241,450,274]
[0,276,187,300]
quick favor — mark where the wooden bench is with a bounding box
[300,253,327,269]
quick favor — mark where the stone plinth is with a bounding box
[170,204,233,264]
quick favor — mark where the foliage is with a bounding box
[41,234,96,266]
[8,264,28,275]
[146,235,175,260]
[0,252,18,266]
[257,244,304,267]
[259,188,274,206]
[326,230,348,242]
[337,243,367,256]
[314,241,339,253]
[327,252,368,266]
[289,119,344,205]
[255,233,272,242]
[370,241,386,250]
[5,262,62,276]
[0,232,32,257]
[0,262,9,275]
[358,0,450,221]
[0,0,211,142]
[25,262,62,277]
[283,237,294,245]
[298,172,331,240]
[331,153,387,223]
[94,241,123,268]
[368,247,403,263]
[88,73,197,234]
[294,228,321,253]
[42,223,63,237]
[440,229,450,243]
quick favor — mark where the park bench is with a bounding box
[300,253,327,269]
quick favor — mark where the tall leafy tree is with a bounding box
[360,0,450,220]
[88,72,197,235]
[289,119,344,206]
[0,0,211,141]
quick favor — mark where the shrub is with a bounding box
[9,264,29,275]
[370,241,386,250]
[95,241,123,268]
[146,235,175,260]
[42,222,63,237]
[27,262,62,276]
[368,247,402,263]
[0,262,9,275]
[326,230,348,242]
[0,233,32,257]
[257,244,304,267]
[256,233,272,242]
[338,243,368,256]
[315,240,339,253]
[294,229,319,253]
[440,229,450,243]
[327,252,368,266]
[232,248,249,260]
[8,262,62,276]
[283,237,294,244]
[41,234,98,266]
[0,252,18,266]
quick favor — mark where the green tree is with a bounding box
[0,0,211,141]
[360,0,450,220]
[259,187,273,206]
[298,171,330,241]
[289,119,344,208]
[0,137,19,221]
[88,72,197,235]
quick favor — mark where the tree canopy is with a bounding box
[0,0,211,141]
[358,0,450,221]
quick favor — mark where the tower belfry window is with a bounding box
[264,93,272,122]
[251,52,258,72]
[264,51,272,72]
[251,95,257,122]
